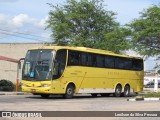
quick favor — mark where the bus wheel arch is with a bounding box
[63,82,76,99]
[123,84,130,97]
[114,83,122,97]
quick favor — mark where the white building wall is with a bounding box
[0,43,44,83]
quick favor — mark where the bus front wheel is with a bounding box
[63,84,75,99]
[114,85,122,97]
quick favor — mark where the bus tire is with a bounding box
[40,94,50,98]
[114,85,122,97]
[63,84,75,99]
[123,85,130,97]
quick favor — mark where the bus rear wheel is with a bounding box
[63,84,75,99]
[123,85,130,97]
[114,85,122,97]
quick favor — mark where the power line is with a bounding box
[0,28,53,42]
[0,29,50,40]
[0,31,50,42]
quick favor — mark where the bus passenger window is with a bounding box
[81,52,87,66]
[124,59,132,70]
[92,54,97,67]
[115,58,125,69]
[114,57,132,70]
[104,56,114,68]
[86,53,93,66]
[132,59,143,71]
[68,50,80,66]
[96,55,104,67]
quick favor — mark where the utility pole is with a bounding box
[154,55,158,92]
[16,63,20,92]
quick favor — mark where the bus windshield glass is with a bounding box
[22,50,54,81]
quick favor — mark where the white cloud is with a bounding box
[0,14,6,21]
[0,13,51,41]
[12,14,36,27]
[0,13,48,30]
[35,16,48,29]
[0,14,18,32]
[41,33,51,39]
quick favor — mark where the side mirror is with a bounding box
[18,58,25,69]
[19,58,25,61]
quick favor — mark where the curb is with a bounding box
[127,98,160,101]
[0,92,31,95]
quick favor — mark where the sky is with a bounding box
[0,0,160,70]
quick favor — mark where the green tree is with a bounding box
[47,0,130,53]
[128,5,160,56]
[103,27,131,53]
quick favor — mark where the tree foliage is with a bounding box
[128,5,160,56]
[103,27,131,53]
[47,0,130,53]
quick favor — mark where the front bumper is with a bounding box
[22,86,52,94]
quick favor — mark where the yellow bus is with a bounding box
[21,46,144,98]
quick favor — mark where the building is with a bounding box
[144,70,160,85]
[0,43,44,83]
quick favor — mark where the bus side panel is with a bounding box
[58,66,144,94]
[61,66,86,93]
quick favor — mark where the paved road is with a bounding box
[0,94,160,120]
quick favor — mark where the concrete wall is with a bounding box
[0,43,44,83]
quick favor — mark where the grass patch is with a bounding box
[144,92,160,98]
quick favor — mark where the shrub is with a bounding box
[0,79,15,91]
[13,82,22,91]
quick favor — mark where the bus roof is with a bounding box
[30,45,142,60]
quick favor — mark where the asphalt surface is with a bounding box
[0,94,160,120]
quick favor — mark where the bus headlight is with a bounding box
[41,84,51,87]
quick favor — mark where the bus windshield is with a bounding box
[22,50,54,81]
